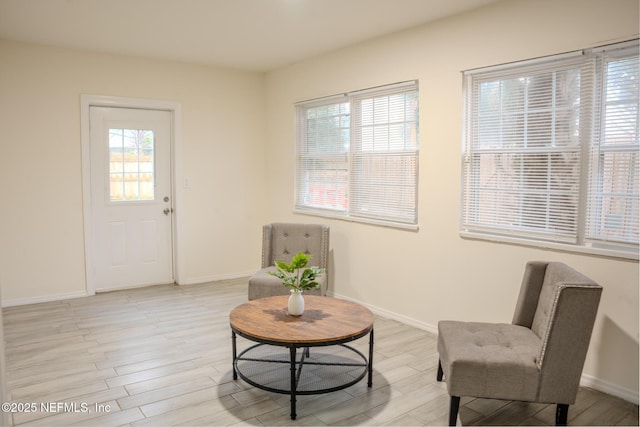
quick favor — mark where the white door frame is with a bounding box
[81,94,184,295]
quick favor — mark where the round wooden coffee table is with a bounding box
[229,295,375,420]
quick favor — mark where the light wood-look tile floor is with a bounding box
[3,279,638,426]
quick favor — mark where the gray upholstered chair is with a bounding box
[248,223,330,300]
[437,261,602,426]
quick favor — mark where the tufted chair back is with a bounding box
[511,261,602,404]
[248,223,330,300]
[261,223,330,270]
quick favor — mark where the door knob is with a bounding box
[163,208,172,215]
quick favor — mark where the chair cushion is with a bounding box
[437,320,541,401]
[248,266,326,300]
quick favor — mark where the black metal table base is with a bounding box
[232,329,374,420]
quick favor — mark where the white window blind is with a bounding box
[296,81,419,228]
[462,41,639,257]
[296,97,350,214]
[586,47,639,247]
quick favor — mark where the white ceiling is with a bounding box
[0,0,501,72]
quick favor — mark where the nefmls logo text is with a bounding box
[41,402,90,413]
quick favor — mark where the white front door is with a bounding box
[89,107,174,291]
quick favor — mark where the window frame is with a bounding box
[460,40,639,260]
[295,81,420,230]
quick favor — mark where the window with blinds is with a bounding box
[461,40,638,258]
[295,81,419,229]
[586,50,639,248]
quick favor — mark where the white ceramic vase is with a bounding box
[288,289,304,316]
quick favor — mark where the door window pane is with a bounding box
[109,129,155,201]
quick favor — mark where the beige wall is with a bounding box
[0,0,637,403]
[264,0,639,399]
[0,40,267,301]
[0,281,10,426]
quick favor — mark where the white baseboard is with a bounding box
[330,291,639,405]
[2,291,88,308]
[580,373,639,405]
[177,271,254,286]
[330,291,438,334]
[1,272,254,307]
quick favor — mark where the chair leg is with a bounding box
[449,395,460,426]
[437,359,444,381]
[556,403,568,426]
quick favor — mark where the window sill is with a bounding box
[460,230,639,261]
[294,208,419,231]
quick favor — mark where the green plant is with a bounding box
[268,252,325,292]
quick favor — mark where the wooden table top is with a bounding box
[229,296,374,345]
